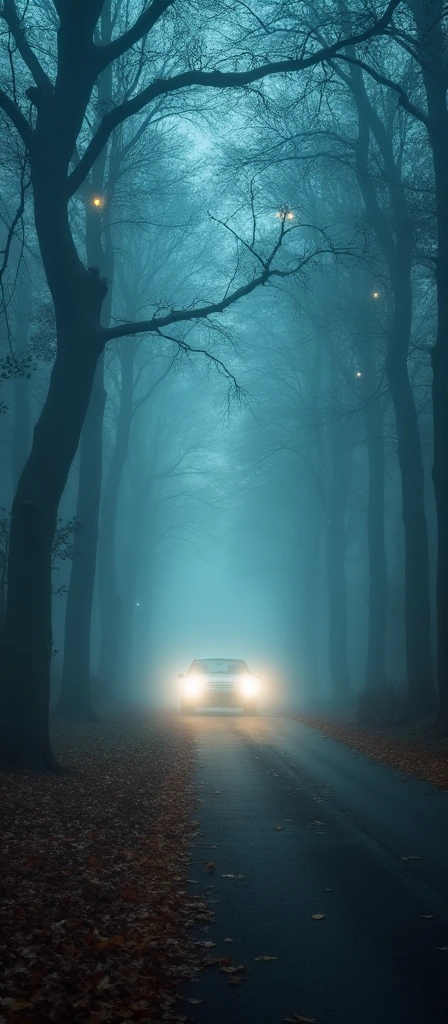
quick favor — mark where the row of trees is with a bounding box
[0,1,447,771]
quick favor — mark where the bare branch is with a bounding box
[95,0,175,72]
[0,87,33,145]
[3,0,53,91]
[67,0,401,195]
[102,241,340,345]
[336,55,429,126]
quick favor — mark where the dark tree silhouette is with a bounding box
[0,0,401,768]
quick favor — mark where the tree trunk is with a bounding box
[0,333,103,770]
[325,369,352,704]
[362,371,387,689]
[349,61,434,715]
[98,344,135,697]
[428,123,448,732]
[385,267,434,716]
[55,356,106,720]
[117,496,146,693]
[56,145,114,720]
[299,480,324,697]
[411,0,448,730]
[12,274,32,492]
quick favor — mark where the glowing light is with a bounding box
[182,676,204,699]
[356,371,362,379]
[239,675,259,698]
[372,290,380,299]
[275,208,294,221]
[91,196,104,208]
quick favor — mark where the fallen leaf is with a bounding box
[187,998,203,1004]
[228,976,245,985]
[221,965,245,974]
[311,914,325,920]
[203,861,216,871]
[274,826,284,831]
[284,1015,319,1024]
[224,937,233,942]
[283,1017,317,1023]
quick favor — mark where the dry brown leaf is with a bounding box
[311,914,325,920]
[274,826,284,831]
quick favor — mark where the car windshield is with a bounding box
[188,659,249,675]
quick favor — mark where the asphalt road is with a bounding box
[183,713,448,1024]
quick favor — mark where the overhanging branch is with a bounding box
[3,0,53,91]
[67,0,401,196]
[94,0,175,72]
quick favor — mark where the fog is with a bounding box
[0,0,445,767]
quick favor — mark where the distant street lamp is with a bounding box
[275,208,295,221]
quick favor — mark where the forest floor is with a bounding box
[291,713,448,790]
[0,712,213,1024]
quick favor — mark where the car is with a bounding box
[179,658,260,715]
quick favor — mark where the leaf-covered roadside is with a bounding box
[291,714,448,791]
[0,714,211,1024]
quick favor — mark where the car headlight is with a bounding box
[239,676,259,698]
[182,676,204,698]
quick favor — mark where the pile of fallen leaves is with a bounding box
[0,713,212,1024]
[291,713,448,790]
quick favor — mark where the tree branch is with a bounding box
[0,86,33,145]
[336,55,429,126]
[94,0,175,72]
[3,0,53,91]
[67,0,401,195]
[102,241,340,345]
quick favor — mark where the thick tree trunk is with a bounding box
[428,124,448,732]
[0,335,103,769]
[98,345,135,697]
[412,0,448,731]
[385,267,434,716]
[12,274,32,493]
[55,356,106,720]
[349,61,434,715]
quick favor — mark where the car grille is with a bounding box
[208,680,235,691]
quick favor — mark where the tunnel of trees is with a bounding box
[0,0,447,771]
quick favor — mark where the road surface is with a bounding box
[184,713,448,1024]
